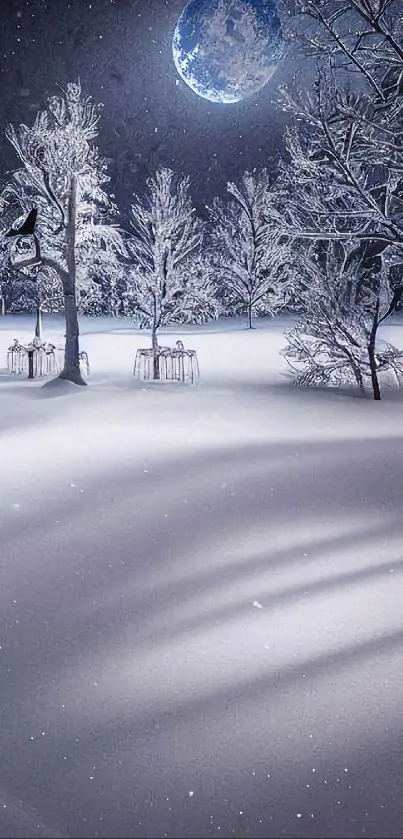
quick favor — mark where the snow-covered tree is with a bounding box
[36,266,64,313]
[127,167,214,376]
[9,266,64,315]
[282,240,403,396]
[272,1,403,398]
[275,0,403,253]
[278,77,403,252]
[178,250,221,323]
[208,170,289,328]
[0,235,40,314]
[75,250,128,317]
[0,242,14,315]
[276,123,403,399]
[0,80,125,384]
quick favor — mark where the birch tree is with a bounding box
[0,80,125,384]
[128,167,211,377]
[208,170,288,328]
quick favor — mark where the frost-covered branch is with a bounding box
[1,80,125,383]
[207,170,290,325]
[282,239,403,398]
[127,167,216,367]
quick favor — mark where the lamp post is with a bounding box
[27,345,35,379]
[35,269,45,341]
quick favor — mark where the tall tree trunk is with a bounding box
[368,300,381,401]
[59,176,86,386]
[150,291,161,380]
[1,296,5,316]
[151,322,160,380]
[35,305,42,340]
[247,301,253,329]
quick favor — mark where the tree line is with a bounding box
[0,0,402,399]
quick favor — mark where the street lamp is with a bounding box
[35,269,46,341]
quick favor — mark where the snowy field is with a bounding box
[1,313,403,839]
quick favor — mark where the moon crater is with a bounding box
[173,0,286,104]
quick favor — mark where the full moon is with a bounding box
[172,0,286,104]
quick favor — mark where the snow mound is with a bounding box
[41,376,87,397]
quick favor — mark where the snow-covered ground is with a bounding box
[1,313,403,839]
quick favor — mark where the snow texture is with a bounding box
[1,313,403,838]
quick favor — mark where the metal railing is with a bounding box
[7,339,59,378]
[134,341,200,384]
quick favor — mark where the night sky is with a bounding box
[0,0,310,217]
